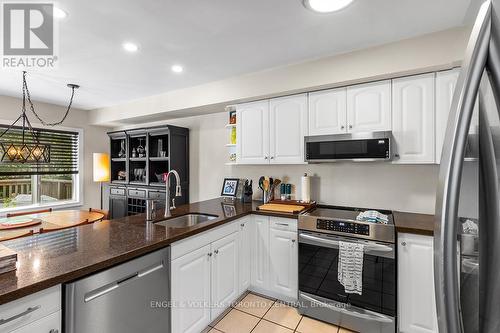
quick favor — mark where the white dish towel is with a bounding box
[338,241,364,295]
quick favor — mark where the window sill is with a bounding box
[0,200,83,217]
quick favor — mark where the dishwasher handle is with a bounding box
[84,261,164,303]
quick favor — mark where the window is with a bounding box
[0,124,80,210]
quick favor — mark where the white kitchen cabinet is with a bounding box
[236,100,270,164]
[269,227,298,300]
[238,217,252,294]
[171,244,212,333]
[398,233,438,333]
[251,215,270,290]
[392,73,435,164]
[10,310,61,333]
[211,232,239,319]
[269,94,308,164]
[435,68,460,163]
[0,285,61,333]
[347,80,392,133]
[250,216,298,302]
[236,94,307,165]
[308,88,347,136]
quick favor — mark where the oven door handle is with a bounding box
[299,233,393,252]
[300,293,394,324]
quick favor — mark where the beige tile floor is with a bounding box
[203,292,358,333]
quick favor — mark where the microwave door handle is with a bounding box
[298,233,392,252]
[434,1,490,333]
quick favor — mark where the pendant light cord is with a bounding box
[23,71,77,126]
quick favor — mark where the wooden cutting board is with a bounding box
[0,217,42,230]
[258,203,306,214]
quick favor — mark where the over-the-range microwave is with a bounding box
[305,131,393,162]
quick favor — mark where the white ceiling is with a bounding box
[0,0,479,111]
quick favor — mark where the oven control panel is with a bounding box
[316,219,370,235]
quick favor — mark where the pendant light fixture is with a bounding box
[0,71,79,164]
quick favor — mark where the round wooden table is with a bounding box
[0,210,105,242]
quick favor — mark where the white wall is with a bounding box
[0,95,111,210]
[129,112,439,214]
[92,27,470,126]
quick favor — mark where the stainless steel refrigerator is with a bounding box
[435,0,500,332]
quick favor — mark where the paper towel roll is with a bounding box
[301,173,311,203]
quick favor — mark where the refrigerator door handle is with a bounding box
[477,82,500,333]
[434,1,491,333]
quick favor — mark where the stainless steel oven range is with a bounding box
[298,206,396,333]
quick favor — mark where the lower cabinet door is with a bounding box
[238,217,252,294]
[211,232,239,319]
[171,244,212,333]
[11,310,61,333]
[251,215,270,290]
[398,233,438,333]
[269,228,298,300]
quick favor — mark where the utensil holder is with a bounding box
[263,190,271,203]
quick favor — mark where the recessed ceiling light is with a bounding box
[53,7,68,19]
[171,65,183,73]
[303,0,354,13]
[122,42,139,53]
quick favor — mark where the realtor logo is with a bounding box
[1,2,58,69]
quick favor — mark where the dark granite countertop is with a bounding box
[393,211,435,236]
[0,198,298,305]
[0,198,435,305]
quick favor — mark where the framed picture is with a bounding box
[221,178,239,197]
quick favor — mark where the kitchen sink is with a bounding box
[155,213,218,228]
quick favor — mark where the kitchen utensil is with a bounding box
[258,176,265,191]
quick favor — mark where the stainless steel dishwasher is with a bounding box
[65,247,170,333]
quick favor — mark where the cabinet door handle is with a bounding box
[291,239,296,243]
[349,125,353,129]
[270,156,274,160]
[394,154,400,159]
[0,305,40,326]
[341,125,345,130]
[264,156,268,160]
[207,252,213,257]
[240,223,245,227]
[275,223,289,227]
[401,241,406,246]
[50,330,59,333]
[214,250,219,255]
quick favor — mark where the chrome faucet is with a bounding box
[164,170,182,217]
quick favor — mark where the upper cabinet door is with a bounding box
[269,94,308,164]
[236,100,270,164]
[347,80,392,132]
[392,73,436,164]
[435,68,460,163]
[308,88,347,136]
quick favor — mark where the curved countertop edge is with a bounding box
[0,198,299,305]
[393,211,435,236]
